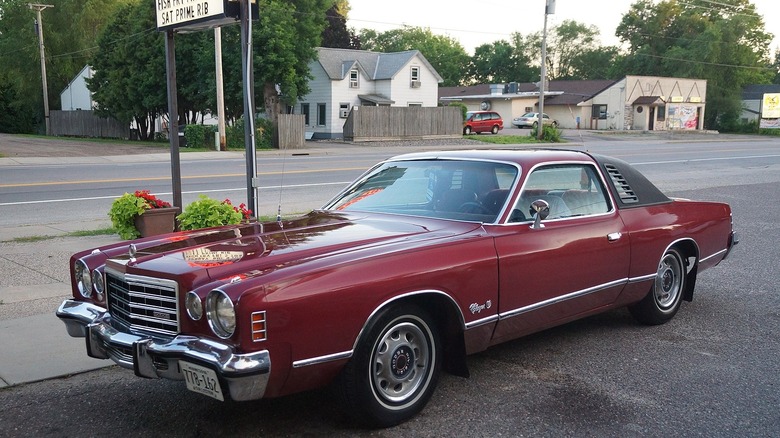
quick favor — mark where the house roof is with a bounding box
[439,80,617,105]
[358,94,395,105]
[315,47,444,83]
[742,84,780,100]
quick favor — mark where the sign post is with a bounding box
[155,0,257,212]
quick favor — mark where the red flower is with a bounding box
[133,190,171,209]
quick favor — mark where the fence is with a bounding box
[343,106,462,142]
[277,114,305,149]
[50,110,129,139]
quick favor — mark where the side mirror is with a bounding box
[530,199,550,229]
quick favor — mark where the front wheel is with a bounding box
[463,126,472,135]
[491,125,499,134]
[334,304,441,427]
[629,249,686,325]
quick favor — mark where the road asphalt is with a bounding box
[0,128,729,389]
[0,139,492,389]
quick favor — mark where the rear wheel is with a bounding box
[532,121,538,129]
[629,249,686,325]
[334,304,441,427]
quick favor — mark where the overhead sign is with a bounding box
[762,93,780,119]
[155,0,248,32]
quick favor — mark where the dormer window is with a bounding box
[349,69,359,88]
[410,66,420,88]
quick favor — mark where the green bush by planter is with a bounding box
[177,195,243,230]
[108,191,172,240]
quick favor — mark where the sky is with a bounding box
[346,0,780,55]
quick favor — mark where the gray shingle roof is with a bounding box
[315,47,443,82]
[742,84,780,100]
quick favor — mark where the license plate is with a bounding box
[180,361,224,401]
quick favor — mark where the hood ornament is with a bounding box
[129,244,137,259]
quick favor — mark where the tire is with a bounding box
[334,304,441,427]
[629,249,686,325]
[491,125,499,134]
[463,126,472,135]
[551,121,558,128]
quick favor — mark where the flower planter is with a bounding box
[134,207,180,238]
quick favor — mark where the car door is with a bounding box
[489,162,630,344]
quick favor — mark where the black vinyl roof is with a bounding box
[589,153,671,209]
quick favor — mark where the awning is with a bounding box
[358,94,395,105]
[633,96,666,105]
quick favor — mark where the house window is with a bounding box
[317,103,326,126]
[301,103,310,126]
[410,66,421,88]
[339,103,350,118]
[349,69,359,88]
[657,105,666,121]
[408,103,422,107]
[592,104,608,120]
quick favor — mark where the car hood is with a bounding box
[102,210,482,286]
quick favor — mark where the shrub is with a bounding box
[177,195,251,230]
[226,117,274,149]
[530,125,562,142]
[446,102,468,120]
[184,124,215,149]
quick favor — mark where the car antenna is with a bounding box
[276,149,288,227]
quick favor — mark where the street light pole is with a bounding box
[537,0,555,140]
[29,3,53,136]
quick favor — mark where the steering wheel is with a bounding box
[458,202,490,214]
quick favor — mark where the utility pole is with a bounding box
[537,0,554,140]
[29,3,53,136]
[215,28,226,151]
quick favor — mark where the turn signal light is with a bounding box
[251,311,267,342]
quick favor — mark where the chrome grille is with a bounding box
[106,269,180,338]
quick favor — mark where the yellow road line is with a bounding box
[0,167,367,189]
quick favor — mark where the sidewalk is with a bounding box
[0,140,483,388]
[0,226,121,389]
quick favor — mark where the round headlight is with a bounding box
[207,290,235,338]
[186,292,203,321]
[92,269,104,295]
[75,259,93,298]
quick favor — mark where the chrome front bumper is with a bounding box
[56,299,270,401]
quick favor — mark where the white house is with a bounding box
[299,47,444,139]
[60,65,95,111]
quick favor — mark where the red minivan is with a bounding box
[463,111,504,135]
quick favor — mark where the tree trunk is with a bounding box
[263,82,280,149]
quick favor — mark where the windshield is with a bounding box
[324,159,519,223]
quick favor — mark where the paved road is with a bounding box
[0,133,778,436]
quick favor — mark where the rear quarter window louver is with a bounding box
[605,164,639,204]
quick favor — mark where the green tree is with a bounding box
[359,26,470,86]
[547,20,600,79]
[470,39,537,84]
[570,46,623,80]
[0,0,131,133]
[321,0,359,49]
[87,1,166,140]
[615,0,774,130]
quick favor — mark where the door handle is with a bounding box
[607,232,622,242]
